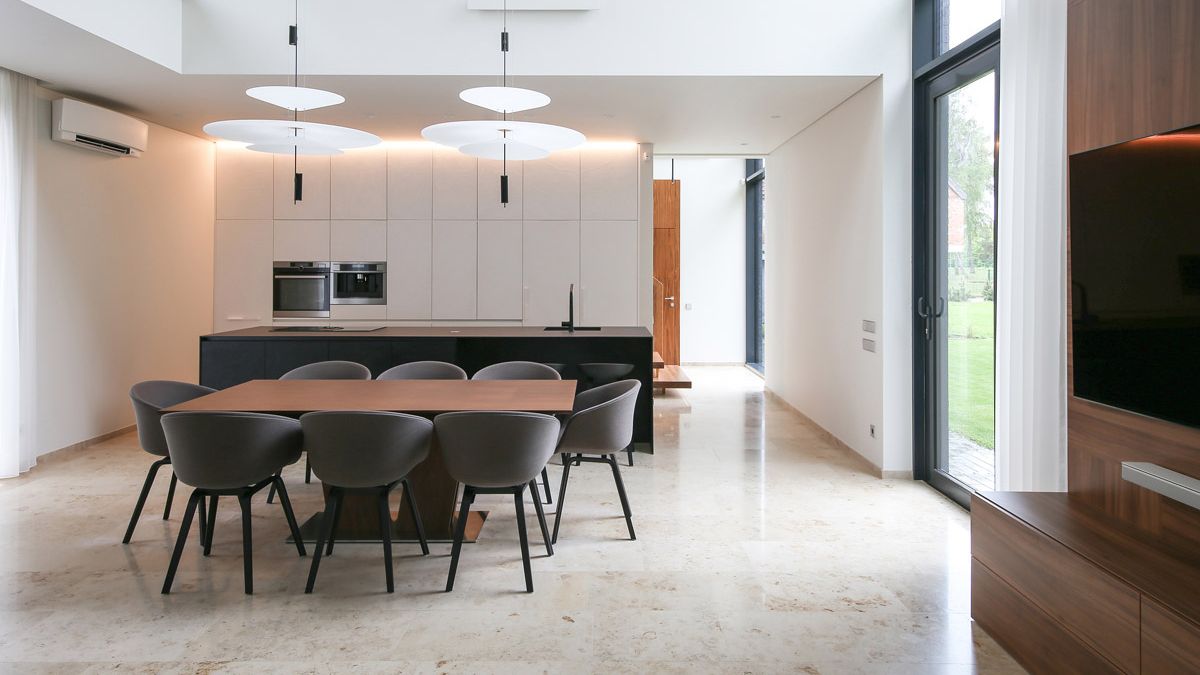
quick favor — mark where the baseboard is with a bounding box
[35,424,136,467]
[763,387,893,479]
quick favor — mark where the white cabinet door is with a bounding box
[477,221,523,320]
[216,147,273,220]
[331,147,387,219]
[387,220,432,320]
[523,220,579,326]
[273,154,331,219]
[432,220,477,320]
[387,145,433,219]
[331,305,387,321]
[478,159,522,220]
[524,150,580,220]
[432,149,478,221]
[580,220,639,326]
[581,145,639,221]
[214,220,272,331]
[331,220,386,261]
[274,220,330,261]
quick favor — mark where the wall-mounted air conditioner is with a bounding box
[51,98,148,158]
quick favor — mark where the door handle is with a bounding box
[932,297,946,318]
[665,295,676,308]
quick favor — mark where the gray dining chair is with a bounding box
[301,411,434,594]
[159,411,307,595]
[377,361,467,381]
[470,360,560,504]
[552,379,640,545]
[275,359,371,490]
[125,380,215,544]
[434,411,560,593]
[578,363,637,466]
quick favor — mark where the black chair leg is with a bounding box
[305,456,312,484]
[203,495,218,556]
[540,467,553,504]
[379,488,395,593]
[445,486,474,592]
[273,475,306,557]
[238,494,254,594]
[326,489,345,556]
[401,478,429,555]
[626,444,634,467]
[123,457,169,543]
[608,454,636,541]
[305,487,339,593]
[551,455,573,545]
[163,472,177,520]
[529,479,553,556]
[162,489,200,594]
[197,495,207,547]
[265,482,276,504]
[514,486,533,593]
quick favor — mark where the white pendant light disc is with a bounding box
[459,139,550,161]
[203,119,381,149]
[246,86,345,111]
[422,120,585,153]
[459,86,551,114]
[246,142,343,156]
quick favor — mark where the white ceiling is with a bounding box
[0,0,876,155]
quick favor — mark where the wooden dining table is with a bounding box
[164,379,576,543]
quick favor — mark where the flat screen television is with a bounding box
[1070,124,1200,429]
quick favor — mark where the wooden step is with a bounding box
[653,364,692,389]
[652,351,665,369]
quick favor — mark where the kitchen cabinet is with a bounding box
[273,220,330,261]
[477,221,523,320]
[432,149,477,221]
[523,220,579,326]
[331,147,387,219]
[214,220,272,332]
[216,146,273,220]
[330,305,387,321]
[581,145,639,221]
[386,220,432,320]
[432,220,477,320]
[524,150,580,220]
[273,154,331,219]
[580,220,638,326]
[387,145,434,220]
[331,220,386,262]
[478,159,523,220]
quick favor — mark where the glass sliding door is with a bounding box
[914,34,999,506]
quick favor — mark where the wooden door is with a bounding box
[653,179,681,365]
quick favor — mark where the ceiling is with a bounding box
[0,0,875,155]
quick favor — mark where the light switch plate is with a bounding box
[862,338,876,353]
[862,320,876,333]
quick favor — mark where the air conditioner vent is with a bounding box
[73,134,133,155]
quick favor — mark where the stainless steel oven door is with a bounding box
[273,262,330,318]
[331,262,386,305]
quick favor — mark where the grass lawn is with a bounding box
[947,300,995,449]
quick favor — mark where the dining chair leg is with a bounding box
[238,494,254,594]
[304,455,312,484]
[514,486,533,593]
[378,488,395,593]
[272,475,307,557]
[162,489,200,594]
[203,495,218,556]
[401,478,429,555]
[163,472,177,520]
[265,482,276,504]
[551,455,573,545]
[626,444,634,467]
[326,489,345,556]
[123,457,169,543]
[305,487,339,594]
[529,479,553,556]
[196,495,207,547]
[445,486,475,592]
[607,454,636,541]
[540,467,553,504]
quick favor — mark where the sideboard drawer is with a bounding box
[972,496,1140,673]
[1143,597,1200,674]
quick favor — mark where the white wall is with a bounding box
[765,80,884,470]
[20,0,182,70]
[33,91,213,456]
[654,156,746,364]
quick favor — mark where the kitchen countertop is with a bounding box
[202,325,653,340]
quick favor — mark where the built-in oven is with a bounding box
[273,261,331,318]
[331,262,386,305]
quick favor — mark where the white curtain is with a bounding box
[0,68,38,478]
[995,0,1068,491]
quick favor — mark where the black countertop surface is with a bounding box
[203,326,653,340]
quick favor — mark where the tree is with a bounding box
[946,88,995,281]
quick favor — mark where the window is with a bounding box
[745,159,765,373]
[937,0,1001,55]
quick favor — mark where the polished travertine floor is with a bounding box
[0,367,1023,673]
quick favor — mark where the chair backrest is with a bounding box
[279,360,371,380]
[129,380,216,456]
[471,361,562,381]
[558,379,641,455]
[377,361,467,381]
[579,362,634,388]
[161,412,303,489]
[434,411,560,488]
[300,411,433,488]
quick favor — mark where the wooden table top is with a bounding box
[164,379,577,415]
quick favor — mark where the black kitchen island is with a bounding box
[199,325,655,450]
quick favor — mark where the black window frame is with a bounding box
[745,159,765,372]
